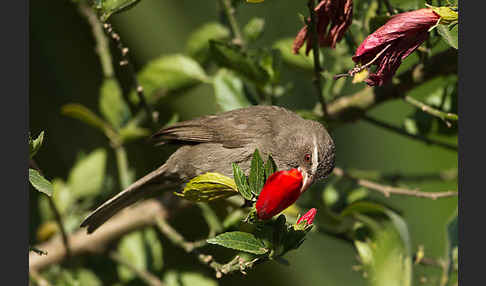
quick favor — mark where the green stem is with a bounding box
[362,115,458,152]
[219,0,245,47]
[307,0,328,117]
[404,95,458,127]
[115,146,132,188]
[78,3,114,78]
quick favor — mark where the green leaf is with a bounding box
[207,231,268,255]
[243,17,265,42]
[209,40,270,84]
[176,172,239,202]
[97,0,141,22]
[259,49,282,83]
[264,155,277,181]
[74,268,103,286]
[29,169,53,196]
[67,149,107,199]
[99,78,131,129]
[133,54,210,104]
[232,163,252,200]
[29,131,45,159]
[61,103,118,142]
[437,24,458,49]
[249,149,265,195]
[117,231,147,282]
[212,69,251,112]
[50,179,72,217]
[272,38,315,70]
[185,22,230,63]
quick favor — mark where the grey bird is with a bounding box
[81,105,335,233]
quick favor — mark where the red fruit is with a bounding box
[255,169,303,220]
[296,208,317,225]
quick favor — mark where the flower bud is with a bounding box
[255,169,303,220]
[296,208,317,226]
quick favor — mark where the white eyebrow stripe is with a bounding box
[312,134,318,175]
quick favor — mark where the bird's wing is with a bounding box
[152,106,294,148]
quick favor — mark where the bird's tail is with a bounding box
[80,164,169,233]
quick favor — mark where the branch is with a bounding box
[404,95,458,127]
[333,167,458,200]
[362,115,458,152]
[102,22,157,126]
[30,160,72,260]
[78,3,114,78]
[29,199,167,271]
[219,0,245,47]
[155,216,260,278]
[308,0,328,116]
[109,252,165,286]
[326,49,458,122]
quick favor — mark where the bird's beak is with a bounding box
[298,167,314,193]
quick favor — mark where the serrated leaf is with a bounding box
[68,149,107,199]
[133,54,210,104]
[264,155,277,181]
[207,231,268,255]
[243,17,265,42]
[117,231,147,282]
[209,40,270,84]
[98,0,141,22]
[29,131,45,159]
[99,78,131,129]
[176,172,238,202]
[249,149,265,195]
[29,169,53,196]
[232,163,252,200]
[437,24,458,49]
[213,69,251,112]
[186,22,230,63]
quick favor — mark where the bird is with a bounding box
[80,105,336,233]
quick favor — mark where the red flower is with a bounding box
[352,8,440,86]
[296,208,317,226]
[256,169,303,220]
[293,0,353,55]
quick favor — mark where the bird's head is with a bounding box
[274,120,335,193]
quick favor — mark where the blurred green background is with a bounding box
[30,0,457,285]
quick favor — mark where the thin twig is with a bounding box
[362,115,458,152]
[29,246,48,256]
[155,216,206,253]
[333,167,458,200]
[78,3,114,78]
[30,160,72,260]
[219,0,245,47]
[109,252,165,286]
[29,199,167,271]
[155,215,259,278]
[114,146,132,189]
[404,95,458,127]
[102,22,157,126]
[308,0,328,117]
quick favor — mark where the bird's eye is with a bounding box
[304,154,311,162]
